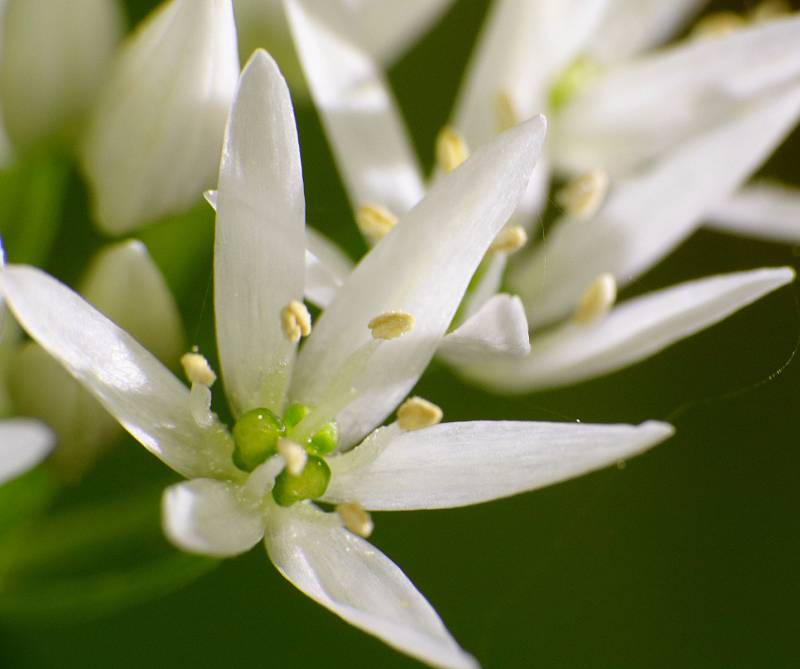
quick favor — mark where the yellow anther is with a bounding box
[691,12,747,39]
[573,273,617,325]
[489,225,528,255]
[336,502,374,538]
[281,300,311,343]
[356,203,398,241]
[368,311,415,340]
[557,169,609,220]
[748,0,792,22]
[495,90,520,132]
[436,126,469,173]
[397,396,443,431]
[181,351,216,387]
[277,438,308,476]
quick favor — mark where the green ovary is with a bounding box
[232,407,285,472]
[272,455,331,507]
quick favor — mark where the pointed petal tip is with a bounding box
[639,420,676,442]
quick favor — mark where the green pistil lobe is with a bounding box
[283,402,310,429]
[548,56,601,112]
[272,456,331,507]
[232,408,285,472]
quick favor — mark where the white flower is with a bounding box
[285,0,798,393]
[0,418,52,485]
[79,0,240,234]
[0,51,675,668]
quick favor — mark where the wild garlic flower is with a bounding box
[286,0,797,393]
[0,52,675,668]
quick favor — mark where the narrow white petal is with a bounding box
[81,0,240,233]
[588,0,705,63]
[264,502,477,669]
[304,227,353,308]
[285,0,424,215]
[707,181,800,242]
[512,83,800,326]
[1,265,237,480]
[471,267,795,393]
[81,240,184,366]
[324,420,673,510]
[215,51,306,416]
[293,117,547,447]
[439,294,530,366]
[0,418,53,484]
[554,16,800,175]
[162,478,265,557]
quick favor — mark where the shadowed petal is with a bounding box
[0,418,53,484]
[707,181,800,242]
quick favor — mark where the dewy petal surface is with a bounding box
[323,420,673,510]
[467,268,795,393]
[707,182,800,243]
[0,418,53,485]
[286,0,424,215]
[162,478,265,557]
[293,116,546,447]
[264,502,478,669]
[215,51,306,416]
[512,83,800,327]
[0,266,237,481]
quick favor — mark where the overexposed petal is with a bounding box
[162,478,265,557]
[0,418,53,484]
[707,181,800,242]
[512,83,800,326]
[470,268,795,393]
[0,265,237,480]
[324,420,673,510]
[286,0,424,215]
[264,502,477,669]
[215,51,306,416]
[293,116,546,447]
[439,294,530,366]
[81,0,240,233]
[305,227,353,308]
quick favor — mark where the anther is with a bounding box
[356,203,398,241]
[181,351,216,387]
[436,126,469,173]
[368,311,415,340]
[557,169,609,220]
[336,502,374,538]
[691,12,746,38]
[281,300,311,343]
[397,396,443,431]
[489,225,528,254]
[277,438,308,476]
[573,273,617,324]
[495,90,520,132]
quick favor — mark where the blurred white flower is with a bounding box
[0,52,675,669]
[0,418,52,485]
[286,0,798,393]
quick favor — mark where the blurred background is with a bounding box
[0,0,799,667]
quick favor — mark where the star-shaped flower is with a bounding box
[285,0,797,393]
[0,52,674,668]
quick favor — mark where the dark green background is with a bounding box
[1,1,799,667]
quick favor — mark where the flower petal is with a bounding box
[80,0,239,233]
[439,294,530,366]
[264,502,477,669]
[0,265,237,480]
[707,181,800,243]
[512,82,800,326]
[467,267,795,393]
[215,50,306,416]
[293,116,547,447]
[285,0,424,215]
[323,420,673,510]
[0,418,53,484]
[304,227,353,308]
[162,478,265,557]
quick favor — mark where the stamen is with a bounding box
[368,311,415,340]
[281,300,311,343]
[557,169,609,220]
[691,12,746,38]
[573,273,617,324]
[489,225,528,254]
[495,90,520,132]
[336,502,374,538]
[397,396,443,431]
[277,438,308,476]
[436,126,469,173]
[748,0,792,22]
[356,203,397,241]
[189,383,214,427]
[181,351,216,387]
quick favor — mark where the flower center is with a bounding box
[548,56,601,112]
